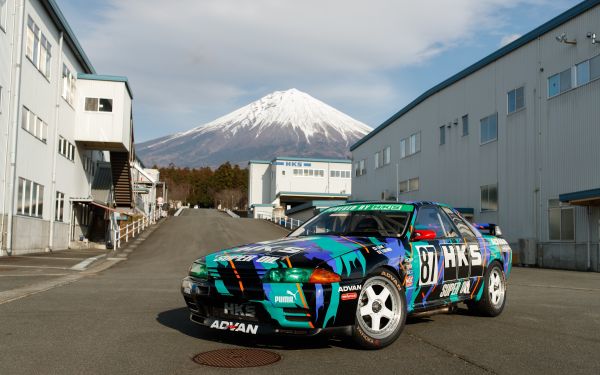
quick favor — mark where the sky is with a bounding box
[56,0,580,143]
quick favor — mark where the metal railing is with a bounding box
[114,208,162,249]
[257,213,304,230]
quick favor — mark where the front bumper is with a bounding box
[181,276,359,334]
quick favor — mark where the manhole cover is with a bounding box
[193,348,281,368]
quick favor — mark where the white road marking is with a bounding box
[0,264,72,270]
[70,254,107,271]
[8,256,88,261]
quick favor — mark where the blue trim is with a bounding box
[559,188,600,203]
[277,191,351,198]
[78,74,134,99]
[455,207,475,215]
[274,156,351,164]
[43,0,95,74]
[350,0,600,151]
[286,200,347,215]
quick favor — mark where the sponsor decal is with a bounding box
[274,290,299,303]
[341,292,358,301]
[223,303,256,318]
[214,254,257,262]
[326,203,413,213]
[381,271,402,290]
[371,244,392,254]
[405,275,414,288]
[439,280,471,298]
[338,285,361,292]
[210,320,259,334]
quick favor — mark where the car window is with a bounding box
[414,206,459,239]
[441,207,476,239]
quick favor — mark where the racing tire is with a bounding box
[467,261,507,317]
[351,269,406,349]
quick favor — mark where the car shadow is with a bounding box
[156,307,357,350]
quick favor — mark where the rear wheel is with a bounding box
[467,262,506,316]
[352,269,406,349]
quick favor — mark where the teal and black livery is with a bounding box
[181,201,512,344]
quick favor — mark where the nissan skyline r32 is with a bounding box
[181,202,512,348]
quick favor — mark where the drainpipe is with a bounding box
[5,0,26,256]
[395,163,399,202]
[48,32,64,251]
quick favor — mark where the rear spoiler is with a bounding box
[473,223,503,237]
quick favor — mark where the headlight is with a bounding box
[189,261,208,279]
[264,268,341,284]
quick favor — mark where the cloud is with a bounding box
[500,33,522,46]
[62,0,555,140]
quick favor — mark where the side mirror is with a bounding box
[410,229,437,241]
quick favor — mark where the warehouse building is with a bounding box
[0,0,148,255]
[248,157,351,219]
[350,0,600,271]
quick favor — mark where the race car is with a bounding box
[181,201,512,349]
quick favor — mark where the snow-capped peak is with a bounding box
[146,89,372,148]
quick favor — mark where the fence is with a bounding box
[257,213,304,230]
[113,208,162,249]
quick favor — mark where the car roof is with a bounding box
[335,200,449,208]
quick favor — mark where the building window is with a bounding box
[400,139,406,158]
[58,136,75,161]
[17,177,44,217]
[374,151,380,169]
[439,126,445,145]
[356,159,366,176]
[62,64,76,105]
[548,200,574,241]
[480,113,498,144]
[85,97,113,112]
[21,106,48,143]
[25,16,52,79]
[55,191,65,222]
[507,86,525,114]
[293,168,324,177]
[548,68,572,97]
[480,184,498,212]
[399,177,419,193]
[400,132,420,158]
[384,146,391,165]
[330,170,350,178]
[462,114,469,136]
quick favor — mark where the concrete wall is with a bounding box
[351,3,600,271]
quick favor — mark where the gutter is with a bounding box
[48,32,64,250]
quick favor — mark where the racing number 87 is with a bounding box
[418,246,438,286]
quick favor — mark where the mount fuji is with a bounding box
[136,89,372,167]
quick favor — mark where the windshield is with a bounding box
[289,203,414,238]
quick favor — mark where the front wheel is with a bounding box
[467,262,507,316]
[351,269,406,349]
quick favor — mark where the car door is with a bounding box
[410,205,461,307]
[440,207,484,301]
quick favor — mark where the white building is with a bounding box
[0,0,138,255]
[248,157,352,218]
[350,0,600,271]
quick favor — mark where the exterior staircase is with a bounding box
[110,151,133,207]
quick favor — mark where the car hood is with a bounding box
[202,235,382,272]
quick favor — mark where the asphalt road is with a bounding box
[0,209,599,375]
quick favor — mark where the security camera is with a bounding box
[587,32,597,44]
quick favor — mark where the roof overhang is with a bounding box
[559,188,600,206]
